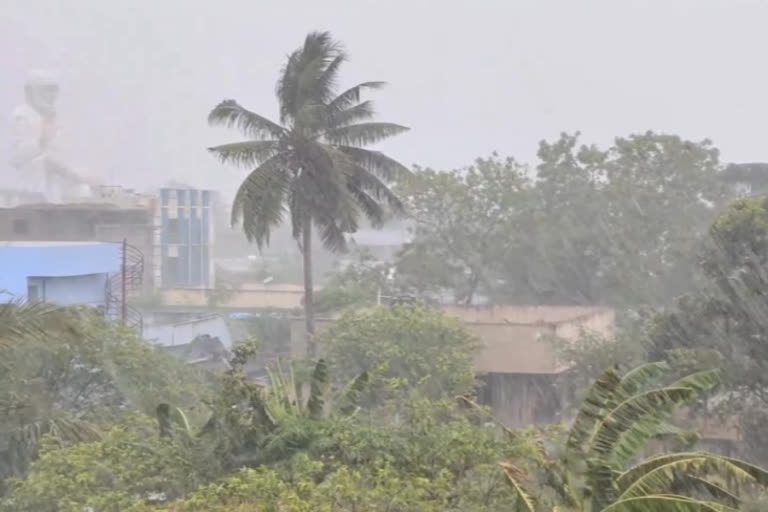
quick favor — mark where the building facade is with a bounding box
[156,188,215,288]
[0,199,155,292]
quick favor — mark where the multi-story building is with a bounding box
[155,187,215,289]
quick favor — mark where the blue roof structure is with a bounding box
[0,243,122,299]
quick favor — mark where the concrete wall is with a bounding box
[470,323,558,373]
[445,306,615,374]
[554,308,615,342]
[159,284,305,310]
[0,206,150,241]
[288,305,615,375]
[478,373,563,427]
[440,305,613,325]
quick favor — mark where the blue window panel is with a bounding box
[190,208,201,244]
[161,244,169,287]
[177,189,187,206]
[202,190,210,206]
[190,245,201,286]
[202,245,210,287]
[178,246,189,286]
[190,189,198,207]
[160,206,168,245]
[166,253,180,287]
[160,188,169,206]
[202,208,209,244]
[178,208,188,245]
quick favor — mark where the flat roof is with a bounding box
[0,202,149,211]
[0,241,118,247]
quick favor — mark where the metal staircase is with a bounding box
[105,240,144,332]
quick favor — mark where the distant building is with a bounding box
[0,199,155,292]
[155,188,215,289]
[290,304,615,428]
[155,283,305,314]
[720,162,768,197]
[0,242,122,308]
[346,220,411,262]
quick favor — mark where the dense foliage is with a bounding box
[0,306,528,510]
[0,305,208,490]
[319,305,480,403]
[499,363,768,511]
[396,155,529,305]
[2,300,767,510]
[394,133,729,306]
[2,415,200,512]
[641,196,768,463]
[313,251,397,313]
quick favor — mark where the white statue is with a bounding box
[6,71,89,205]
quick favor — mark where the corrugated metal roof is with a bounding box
[0,242,121,298]
[144,315,233,348]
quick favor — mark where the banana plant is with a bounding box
[156,357,368,471]
[262,358,369,421]
[500,362,768,511]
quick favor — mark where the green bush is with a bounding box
[2,414,201,512]
[319,305,479,403]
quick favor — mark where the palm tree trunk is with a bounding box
[302,215,316,357]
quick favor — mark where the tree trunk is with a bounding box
[302,215,316,357]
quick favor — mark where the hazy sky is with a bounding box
[2,0,768,197]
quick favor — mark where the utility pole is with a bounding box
[121,238,127,325]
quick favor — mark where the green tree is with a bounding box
[395,133,727,307]
[208,31,410,355]
[158,398,544,512]
[313,251,398,313]
[163,453,507,512]
[395,154,530,304]
[2,414,200,512]
[0,305,209,489]
[498,363,768,511]
[511,131,728,306]
[646,196,768,463]
[319,305,479,404]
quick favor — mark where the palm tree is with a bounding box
[208,31,410,356]
[496,362,768,511]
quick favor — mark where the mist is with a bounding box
[4,0,768,195]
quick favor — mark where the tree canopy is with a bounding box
[394,132,729,307]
